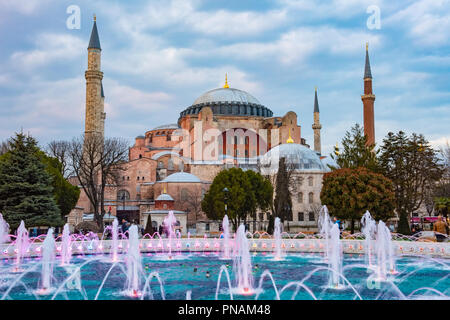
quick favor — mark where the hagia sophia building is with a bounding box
[68,18,376,235]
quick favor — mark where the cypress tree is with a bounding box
[0,133,62,231]
[273,157,292,229]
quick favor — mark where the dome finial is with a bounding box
[94,13,96,22]
[334,142,340,156]
[163,186,167,194]
[366,42,368,51]
[223,73,229,88]
[286,128,294,144]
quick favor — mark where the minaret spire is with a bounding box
[88,16,101,50]
[364,42,372,79]
[361,42,375,148]
[312,86,322,155]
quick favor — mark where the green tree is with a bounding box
[330,123,380,172]
[434,197,450,217]
[379,131,443,234]
[0,133,62,230]
[245,170,273,232]
[271,157,292,234]
[39,153,80,220]
[201,168,257,231]
[320,167,395,234]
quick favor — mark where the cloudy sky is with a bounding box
[0,0,449,157]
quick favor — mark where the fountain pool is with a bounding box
[0,251,448,300]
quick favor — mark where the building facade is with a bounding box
[69,19,374,235]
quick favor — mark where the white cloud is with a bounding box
[385,0,450,46]
[208,26,381,66]
[10,33,85,70]
[101,0,287,38]
[0,0,53,15]
[104,80,173,117]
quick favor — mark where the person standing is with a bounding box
[433,215,448,242]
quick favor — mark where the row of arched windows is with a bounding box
[297,192,315,204]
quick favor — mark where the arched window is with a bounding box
[308,176,313,187]
[181,188,189,201]
[308,192,314,204]
[298,192,303,203]
[168,158,174,170]
[158,161,164,169]
[137,176,140,181]
[139,154,142,159]
[117,190,130,201]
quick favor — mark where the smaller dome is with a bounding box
[260,143,327,174]
[151,124,179,131]
[135,135,145,139]
[162,172,201,183]
[156,193,174,201]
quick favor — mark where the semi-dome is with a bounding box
[259,143,328,175]
[179,87,273,120]
[162,172,201,183]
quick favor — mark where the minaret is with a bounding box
[85,15,105,140]
[312,87,322,155]
[361,43,375,147]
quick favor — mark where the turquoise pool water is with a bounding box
[1,252,448,300]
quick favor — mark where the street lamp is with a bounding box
[223,187,229,217]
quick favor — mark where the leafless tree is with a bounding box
[182,188,204,227]
[47,140,72,178]
[0,140,11,156]
[69,134,129,231]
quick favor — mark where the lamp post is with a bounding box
[223,187,229,218]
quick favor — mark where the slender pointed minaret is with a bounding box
[361,42,375,147]
[85,15,105,140]
[312,87,322,155]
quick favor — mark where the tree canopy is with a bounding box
[0,133,62,230]
[379,131,443,234]
[39,153,80,220]
[271,157,292,233]
[202,168,272,231]
[329,123,380,172]
[320,167,395,233]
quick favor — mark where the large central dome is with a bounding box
[179,86,273,120]
[193,87,261,105]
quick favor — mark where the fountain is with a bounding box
[221,215,231,259]
[163,211,177,258]
[0,214,10,244]
[361,211,376,269]
[273,217,284,260]
[0,209,447,300]
[375,221,397,281]
[112,218,119,262]
[328,223,343,288]
[318,206,332,260]
[14,221,29,272]
[38,228,56,295]
[125,224,142,297]
[232,224,253,295]
[60,224,71,266]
